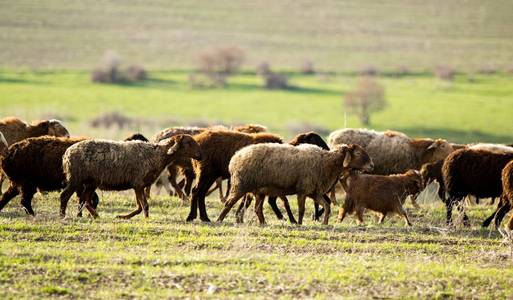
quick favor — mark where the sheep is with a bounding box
[442,148,513,226]
[469,143,513,154]
[235,132,332,224]
[0,136,99,216]
[232,124,267,134]
[124,133,149,142]
[59,134,202,219]
[217,143,373,225]
[337,170,424,226]
[186,130,283,222]
[502,160,513,231]
[0,117,70,194]
[328,128,454,175]
[420,160,446,202]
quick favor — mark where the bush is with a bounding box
[360,66,378,76]
[434,65,455,81]
[301,60,315,75]
[256,62,271,76]
[196,46,245,87]
[263,72,289,90]
[343,76,386,125]
[91,51,148,84]
[477,65,497,75]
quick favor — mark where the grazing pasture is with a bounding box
[0,192,511,298]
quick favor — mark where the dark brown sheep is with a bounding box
[0,136,99,216]
[442,149,513,226]
[124,133,149,142]
[187,130,283,222]
[420,160,446,202]
[337,170,424,226]
[0,117,70,194]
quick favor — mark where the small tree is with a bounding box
[196,46,245,87]
[343,77,386,125]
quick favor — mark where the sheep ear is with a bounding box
[343,151,351,167]
[427,141,438,150]
[167,141,180,155]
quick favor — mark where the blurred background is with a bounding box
[1,0,512,142]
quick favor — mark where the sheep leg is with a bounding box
[410,195,420,209]
[397,206,412,226]
[267,196,284,220]
[488,197,496,206]
[188,175,215,222]
[312,203,322,221]
[19,187,36,215]
[436,182,446,202]
[482,199,503,228]
[297,195,307,225]
[493,200,511,228]
[117,189,144,219]
[315,195,331,225]
[183,169,195,197]
[168,168,186,201]
[216,178,225,203]
[280,196,297,224]
[60,184,76,218]
[445,197,457,225]
[508,213,513,231]
[337,207,347,223]
[378,213,387,224]
[83,187,99,218]
[235,194,253,223]
[0,184,19,212]
[254,194,266,225]
[217,191,246,222]
[456,203,470,227]
[0,173,4,195]
[225,180,231,201]
[355,207,365,225]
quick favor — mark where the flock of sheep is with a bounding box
[0,116,513,231]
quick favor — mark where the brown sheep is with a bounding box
[0,117,70,194]
[0,136,99,216]
[338,170,424,226]
[187,130,283,222]
[502,160,513,230]
[420,160,446,202]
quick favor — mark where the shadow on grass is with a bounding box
[227,82,341,96]
[0,77,48,84]
[396,127,513,144]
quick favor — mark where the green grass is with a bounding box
[1,70,512,143]
[0,191,511,299]
[1,0,513,71]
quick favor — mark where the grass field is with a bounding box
[1,70,512,143]
[1,0,513,71]
[0,191,511,299]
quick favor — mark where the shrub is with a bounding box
[343,76,386,125]
[91,51,148,84]
[196,46,245,87]
[301,60,315,75]
[434,65,455,81]
[477,65,497,75]
[263,72,289,90]
[256,62,271,76]
[360,66,378,76]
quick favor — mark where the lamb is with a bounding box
[337,170,424,226]
[217,143,373,225]
[186,130,283,222]
[328,128,454,175]
[442,148,513,226]
[59,135,202,219]
[0,136,99,216]
[0,117,70,194]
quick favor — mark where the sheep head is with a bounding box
[412,138,453,165]
[404,169,424,200]
[162,134,202,161]
[289,131,330,150]
[47,120,70,138]
[335,144,373,172]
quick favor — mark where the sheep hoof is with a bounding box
[200,217,211,223]
[186,215,196,222]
